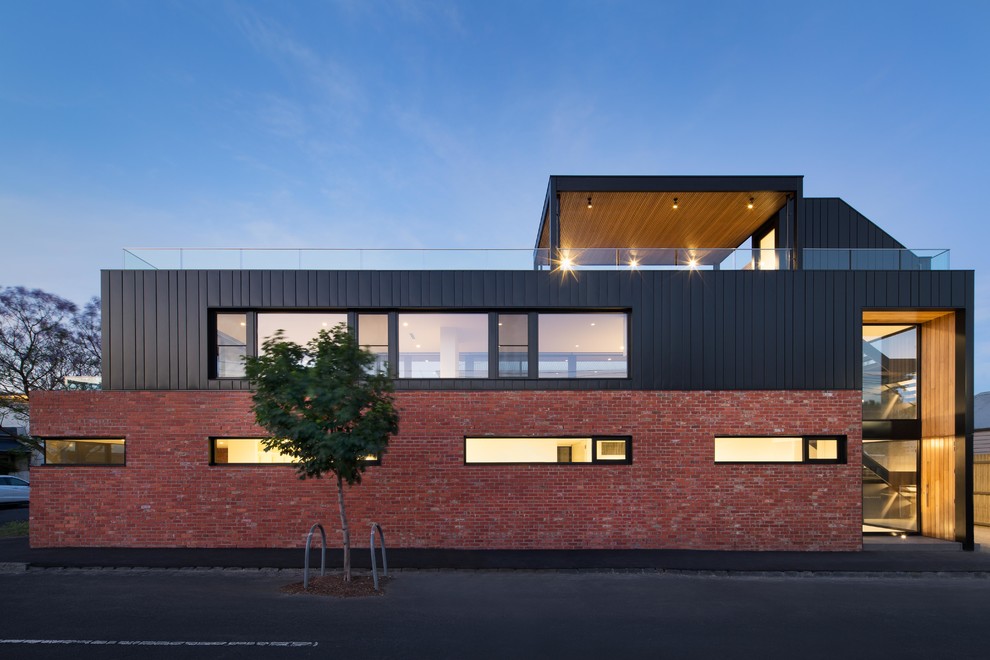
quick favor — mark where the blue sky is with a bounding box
[1,0,988,391]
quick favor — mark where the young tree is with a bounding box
[0,287,102,451]
[244,323,398,582]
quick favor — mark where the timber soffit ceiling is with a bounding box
[536,177,800,251]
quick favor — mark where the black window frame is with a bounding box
[41,437,127,467]
[210,311,254,380]
[463,435,633,465]
[209,437,381,466]
[713,434,847,465]
[210,308,633,382]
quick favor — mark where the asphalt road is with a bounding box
[0,504,28,524]
[2,569,990,659]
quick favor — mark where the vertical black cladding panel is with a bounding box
[634,274,650,387]
[176,271,187,389]
[161,273,174,390]
[812,271,827,389]
[102,271,123,389]
[183,272,197,390]
[206,271,220,308]
[764,274,778,390]
[198,272,211,389]
[832,273,847,388]
[720,275,736,389]
[666,273,684,387]
[690,274,705,388]
[782,274,794,388]
[130,272,143,390]
[741,275,754,389]
[702,272,717,387]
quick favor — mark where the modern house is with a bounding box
[30,175,975,551]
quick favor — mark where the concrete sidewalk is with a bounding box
[5,535,990,574]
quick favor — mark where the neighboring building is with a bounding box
[30,175,975,551]
[975,392,989,527]
[974,392,990,454]
[0,426,31,480]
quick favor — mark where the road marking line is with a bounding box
[0,640,318,647]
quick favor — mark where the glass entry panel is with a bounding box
[862,439,919,533]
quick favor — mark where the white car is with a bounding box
[0,475,29,504]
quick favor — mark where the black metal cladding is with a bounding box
[798,198,905,250]
[100,268,973,392]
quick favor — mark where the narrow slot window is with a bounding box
[465,436,631,465]
[44,439,126,466]
[211,438,379,465]
[714,436,846,464]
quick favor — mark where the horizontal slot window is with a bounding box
[45,439,125,466]
[714,436,846,464]
[465,436,631,464]
[211,438,379,465]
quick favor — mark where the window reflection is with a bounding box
[863,325,918,420]
[398,314,488,378]
[538,313,627,378]
[257,313,347,349]
[216,313,248,377]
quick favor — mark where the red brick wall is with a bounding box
[29,389,862,551]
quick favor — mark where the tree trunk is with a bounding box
[336,473,351,582]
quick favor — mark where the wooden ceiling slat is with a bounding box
[539,191,789,249]
[862,310,953,324]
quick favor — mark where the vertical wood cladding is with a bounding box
[921,312,958,541]
[101,268,973,392]
[29,389,863,551]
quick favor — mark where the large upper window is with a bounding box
[863,325,918,420]
[45,439,126,466]
[538,313,627,378]
[216,313,248,378]
[714,436,846,464]
[465,436,631,464]
[398,314,488,378]
[257,313,347,349]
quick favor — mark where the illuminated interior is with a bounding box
[258,313,348,348]
[465,437,629,464]
[715,437,803,462]
[213,438,294,464]
[398,314,488,378]
[537,313,627,378]
[45,439,125,465]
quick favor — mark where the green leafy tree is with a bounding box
[244,323,398,582]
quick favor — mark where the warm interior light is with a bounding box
[559,256,574,271]
[748,197,754,210]
[587,195,593,209]
[688,258,699,269]
[672,197,679,210]
[629,259,639,269]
